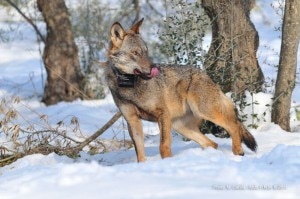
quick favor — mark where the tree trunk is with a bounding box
[133,0,141,23]
[271,0,300,132]
[201,0,264,98]
[37,0,83,105]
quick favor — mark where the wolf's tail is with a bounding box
[240,125,257,152]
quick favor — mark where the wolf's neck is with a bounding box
[108,61,137,88]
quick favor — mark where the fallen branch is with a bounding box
[73,111,122,152]
[0,111,123,166]
[0,152,23,167]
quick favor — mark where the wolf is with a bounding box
[105,19,257,162]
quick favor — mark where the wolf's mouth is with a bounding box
[134,66,159,80]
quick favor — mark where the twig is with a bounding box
[0,152,24,166]
[74,111,122,152]
[0,154,18,163]
[146,0,164,17]
[5,0,46,43]
[20,128,81,144]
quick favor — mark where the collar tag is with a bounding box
[110,61,137,87]
[116,74,137,87]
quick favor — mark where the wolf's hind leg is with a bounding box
[209,97,245,155]
[172,115,218,149]
[189,95,244,156]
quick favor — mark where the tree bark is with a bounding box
[37,0,83,105]
[201,0,264,98]
[271,0,300,132]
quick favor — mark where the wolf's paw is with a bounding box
[233,147,244,156]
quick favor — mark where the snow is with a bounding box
[1,1,300,199]
[1,139,300,199]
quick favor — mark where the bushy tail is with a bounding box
[240,125,257,152]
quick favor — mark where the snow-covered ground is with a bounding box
[1,136,300,199]
[0,1,300,199]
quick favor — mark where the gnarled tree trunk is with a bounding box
[201,0,264,98]
[37,0,83,105]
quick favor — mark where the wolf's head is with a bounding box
[109,19,159,79]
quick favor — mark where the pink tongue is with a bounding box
[150,67,159,77]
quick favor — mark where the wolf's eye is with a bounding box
[132,51,140,56]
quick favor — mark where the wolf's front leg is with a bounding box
[127,119,146,162]
[157,113,172,158]
[119,104,146,162]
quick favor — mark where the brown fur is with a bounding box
[105,19,257,162]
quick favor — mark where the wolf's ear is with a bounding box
[130,18,144,34]
[110,22,126,48]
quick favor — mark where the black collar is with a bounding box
[109,61,137,87]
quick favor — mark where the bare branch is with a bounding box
[74,111,122,152]
[146,0,164,17]
[20,128,81,144]
[5,0,46,43]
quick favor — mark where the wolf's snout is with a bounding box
[133,66,159,80]
[134,69,142,75]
